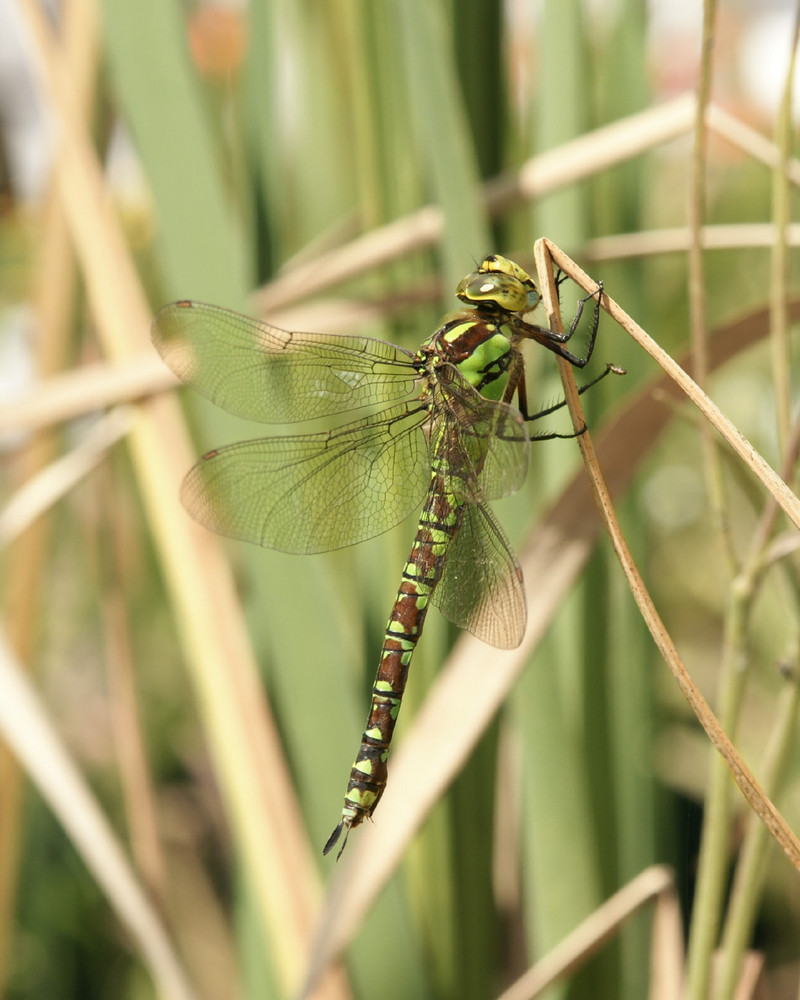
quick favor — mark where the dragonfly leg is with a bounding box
[520,363,625,440]
[501,349,527,410]
[554,267,569,299]
[514,280,604,368]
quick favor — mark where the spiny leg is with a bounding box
[515,363,625,442]
[525,362,624,421]
[515,280,604,368]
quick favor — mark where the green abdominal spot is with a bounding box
[387,622,416,644]
[346,787,378,809]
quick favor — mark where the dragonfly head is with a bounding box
[455,255,540,314]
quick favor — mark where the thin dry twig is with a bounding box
[494,866,676,1000]
[535,238,800,875]
[0,628,197,1000]
[541,240,800,533]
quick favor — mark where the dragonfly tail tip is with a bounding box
[323,821,349,859]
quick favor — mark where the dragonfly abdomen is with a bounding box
[323,474,463,858]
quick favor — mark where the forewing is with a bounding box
[180,403,430,553]
[432,501,526,649]
[152,301,419,423]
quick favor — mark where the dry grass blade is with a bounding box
[584,223,800,261]
[650,880,686,1000]
[16,4,344,995]
[486,93,697,213]
[534,238,800,873]
[0,629,197,1000]
[494,866,676,1000]
[255,94,697,315]
[707,103,800,183]
[769,5,800,461]
[256,96,792,324]
[0,407,135,547]
[0,0,102,989]
[0,354,173,435]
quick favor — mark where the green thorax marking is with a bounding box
[419,314,514,402]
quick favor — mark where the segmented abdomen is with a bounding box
[323,469,462,857]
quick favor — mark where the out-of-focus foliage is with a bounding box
[1,1,800,998]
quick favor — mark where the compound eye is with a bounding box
[455,272,528,311]
[457,257,540,312]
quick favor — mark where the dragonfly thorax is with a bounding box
[420,313,516,402]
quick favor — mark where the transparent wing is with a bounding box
[432,501,526,649]
[152,300,420,424]
[180,403,430,553]
[433,375,530,502]
[470,399,530,500]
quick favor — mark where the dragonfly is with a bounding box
[152,254,617,858]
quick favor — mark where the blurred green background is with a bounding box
[1,1,800,998]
